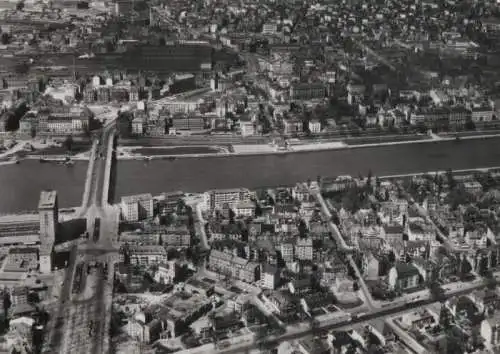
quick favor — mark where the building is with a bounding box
[283,119,303,135]
[240,122,255,137]
[262,22,278,35]
[481,312,500,350]
[121,194,154,221]
[4,248,38,273]
[280,242,294,264]
[171,116,205,131]
[471,107,494,124]
[408,221,435,242]
[125,313,163,344]
[131,116,145,135]
[295,237,313,261]
[208,249,260,284]
[0,215,40,252]
[308,120,321,134]
[10,287,28,308]
[261,263,280,290]
[38,191,57,273]
[463,181,483,194]
[320,176,356,193]
[388,263,421,291]
[234,201,256,217]
[162,99,204,114]
[154,261,178,284]
[205,188,251,210]
[158,191,184,215]
[289,83,326,101]
[163,225,191,248]
[268,291,297,315]
[37,106,92,135]
[448,106,470,129]
[124,245,168,266]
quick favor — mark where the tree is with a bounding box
[429,281,446,303]
[228,208,235,224]
[367,169,373,189]
[445,169,456,190]
[2,292,10,315]
[439,304,452,330]
[478,256,489,277]
[459,257,472,279]
[63,135,73,152]
[485,271,496,290]
[0,33,9,45]
[298,220,308,238]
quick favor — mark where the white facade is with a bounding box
[206,188,250,210]
[295,238,313,261]
[235,201,255,217]
[47,120,73,134]
[240,122,255,137]
[262,271,276,290]
[39,254,51,274]
[308,120,321,134]
[154,262,176,284]
[481,316,500,350]
[121,194,154,221]
[92,75,101,87]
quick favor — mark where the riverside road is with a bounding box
[1,136,500,213]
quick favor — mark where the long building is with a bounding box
[0,216,40,252]
[204,188,251,210]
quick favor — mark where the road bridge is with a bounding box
[44,123,119,354]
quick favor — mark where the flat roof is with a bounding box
[121,193,153,204]
[38,190,57,209]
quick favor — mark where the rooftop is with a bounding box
[121,193,153,204]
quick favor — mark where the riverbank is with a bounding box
[2,131,499,164]
[115,132,500,160]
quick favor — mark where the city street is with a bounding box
[310,186,377,309]
[216,275,493,354]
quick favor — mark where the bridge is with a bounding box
[44,122,119,354]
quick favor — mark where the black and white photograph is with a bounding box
[1,0,500,353]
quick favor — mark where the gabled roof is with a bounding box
[394,262,420,278]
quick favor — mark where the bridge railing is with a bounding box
[101,131,116,206]
[80,141,98,213]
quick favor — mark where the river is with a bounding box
[1,137,500,214]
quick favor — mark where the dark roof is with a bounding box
[262,263,279,275]
[384,224,404,234]
[395,262,420,278]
